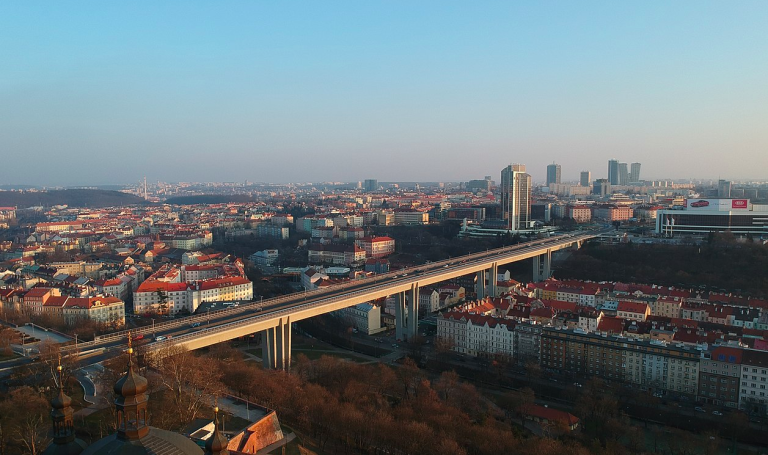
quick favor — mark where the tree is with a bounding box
[7,387,49,455]
[395,357,423,400]
[155,290,169,315]
[152,346,225,429]
[502,387,535,425]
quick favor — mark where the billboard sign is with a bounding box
[684,199,750,211]
[731,199,749,210]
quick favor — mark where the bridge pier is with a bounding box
[395,292,406,342]
[262,317,292,370]
[532,249,552,282]
[476,270,486,300]
[489,262,498,297]
[408,284,419,340]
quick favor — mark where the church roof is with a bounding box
[80,428,203,455]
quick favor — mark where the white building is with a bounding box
[739,350,768,416]
[337,303,383,335]
[437,311,515,358]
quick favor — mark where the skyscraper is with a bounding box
[608,159,620,185]
[618,162,629,185]
[718,179,731,198]
[500,164,531,231]
[363,179,378,192]
[546,163,561,186]
[630,163,641,183]
[580,171,591,187]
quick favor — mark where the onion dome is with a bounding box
[113,346,148,398]
[204,407,229,455]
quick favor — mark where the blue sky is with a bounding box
[1,1,767,185]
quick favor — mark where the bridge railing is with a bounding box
[65,232,599,353]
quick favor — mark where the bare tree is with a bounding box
[152,345,225,429]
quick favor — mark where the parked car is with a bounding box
[573,382,582,388]
[712,410,723,416]
[695,407,706,412]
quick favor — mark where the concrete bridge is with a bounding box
[63,231,602,370]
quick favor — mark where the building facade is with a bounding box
[500,164,531,231]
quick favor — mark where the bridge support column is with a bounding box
[489,262,498,297]
[532,249,552,282]
[476,270,486,300]
[262,327,277,369]
[408,284,419,341]
[262,317,292,371]
[395,292,407,342]
[276,317,292,371]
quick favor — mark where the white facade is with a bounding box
[338,303,383,335]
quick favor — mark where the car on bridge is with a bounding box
[154,336,167,342]
[190,322,201,328]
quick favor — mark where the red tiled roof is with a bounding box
[617,301,649,314]
[525,404,579,427]
[597,317,624,334]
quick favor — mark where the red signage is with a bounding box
[732,199,748,209]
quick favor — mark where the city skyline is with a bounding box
[2,2,768,186]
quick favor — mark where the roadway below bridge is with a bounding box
[4,230,605,374]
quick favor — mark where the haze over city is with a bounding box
[2,1,768,185]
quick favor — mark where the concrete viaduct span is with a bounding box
[141,231,601,370]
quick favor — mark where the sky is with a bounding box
[1,1,767,186]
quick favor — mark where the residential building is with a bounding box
[355,236,395,258]
[567,206,592,223]
[393,209,429,225]
[308,244,366,265]
[593,205,633,221]
[699,347,742,407]
[337,303,383,335]
[437,311,515,358]
[249,249,279,272]
[617,301,650,321]
[739,350,768,416]
[541,328,700,396]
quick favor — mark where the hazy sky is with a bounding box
[2,1,767,186]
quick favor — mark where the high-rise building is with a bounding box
[363,179,378,192]
[618,163,629,185]
[500,164,531,231]
[718,179,731,198]
[580,171,591,187]
[546,163,561,186]
[630,163,641,183]
[593,179,611,197]
[608,159,620,185]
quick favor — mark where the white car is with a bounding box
[155,336,167,342]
